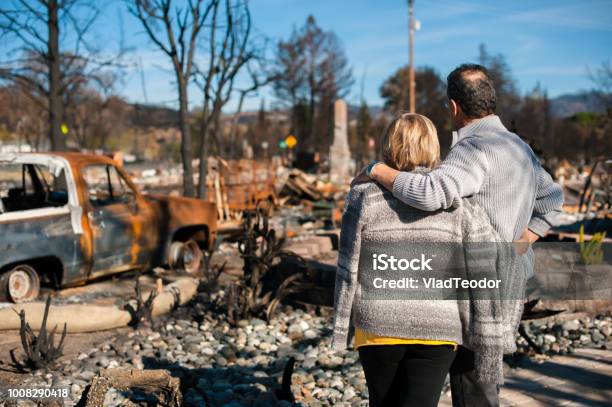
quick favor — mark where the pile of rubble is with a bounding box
[278,170,343,203]
[554,157,610,217]
[127,157,349,228]
[206,157,279,221]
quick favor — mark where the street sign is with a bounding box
[285,135,297,149]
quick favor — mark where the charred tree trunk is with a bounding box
[197,103,215,200]
[212,105,222,157]
[47,0,65,151]
[197,121,210,199]
[228,91,247,158]
[178,79,195,197]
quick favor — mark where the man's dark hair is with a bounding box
[447,64,497,118]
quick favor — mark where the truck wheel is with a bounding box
[0,264,40,303]
[168,240,202,274]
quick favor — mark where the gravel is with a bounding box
[516,315,611,356]
[4,296,367,406]
[4,291,610,406]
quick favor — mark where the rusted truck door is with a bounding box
[82,164,139,276]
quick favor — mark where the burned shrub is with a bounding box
[225,205,312,324]
[199,247,226,294]
[125,277,158,328]
[10,296,67,372]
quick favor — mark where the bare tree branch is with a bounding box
[128,0,218,197]
[0,0,127,150]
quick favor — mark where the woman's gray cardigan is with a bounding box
[331,181,526,384]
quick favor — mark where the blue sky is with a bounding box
[92,0,612,111]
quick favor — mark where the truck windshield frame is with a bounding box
[82,164,136,207]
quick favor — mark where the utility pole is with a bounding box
[408,0,415,113]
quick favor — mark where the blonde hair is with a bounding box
[381,113,440,171]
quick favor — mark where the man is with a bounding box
[363,64,564,406]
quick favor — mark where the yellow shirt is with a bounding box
[354,328,457,350]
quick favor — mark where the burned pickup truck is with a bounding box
[0,152,217,302]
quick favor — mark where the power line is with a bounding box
[138,57,149,104]
[408,0,415,113]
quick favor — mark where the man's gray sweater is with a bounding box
[392,115,564,242]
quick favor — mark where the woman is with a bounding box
[331,113,509,407]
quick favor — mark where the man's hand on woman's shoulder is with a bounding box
[351,169,371,187]
[351,162,400,191]
[367,162,400,191]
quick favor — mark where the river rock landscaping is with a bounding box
[516,314,611,355]
[1,288,610,406]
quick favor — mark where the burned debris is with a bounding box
[205,157,278,221]
[10,296,67,372]
[77,368,182,407]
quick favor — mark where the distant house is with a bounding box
[0,142,32,153]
